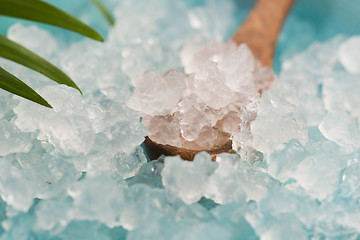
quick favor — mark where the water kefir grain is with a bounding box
[1,0,360,239]
[128,42,274,150]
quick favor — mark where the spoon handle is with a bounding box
[231,0,296,66]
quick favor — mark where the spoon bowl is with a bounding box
[145,137,233,161]
[145,0,296,161]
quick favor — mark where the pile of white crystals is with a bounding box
[128,41,274,150]
[1,0,360,239]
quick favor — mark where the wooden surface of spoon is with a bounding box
[232,0,296,66]
[146,0,296,161]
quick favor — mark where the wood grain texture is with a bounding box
[231,0,295,66]
[145,137,234,161]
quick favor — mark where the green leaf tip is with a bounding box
[90,0,116,26]
[0,67,52,108]
[0,0,104,42]
[0,34,82,95]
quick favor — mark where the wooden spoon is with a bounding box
[232,0,296,67]
[145,0,296,161]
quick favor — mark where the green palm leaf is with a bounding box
[90,0,115,26]
[0,0,112,107]
[0,0,104,42]
[0,34,82,94]
[0,67,51,108]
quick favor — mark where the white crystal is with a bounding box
[319,109,360,153]
[8,24,59,60]
[67,174,124,227]
[0,120,32,156]
[267,140,307,182]
[292,150,346,200]
[129,42,271,149]
[250,83,308,154]
[3,1,360,239]
[260,215,307,240]
[127,69,186,116]
[181,39,236,73]
[204,153,245,204]
[219,44,256,93]
[338,36,360,74]
[142,115,181,147]
[178,94,215,141]
[35,199,72,231]
[162,152,216,204]
[97,101,147,155]
[0,158,37,212]
[13,85,102,155]
[0,91,19,119]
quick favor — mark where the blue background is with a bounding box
[1,0,359,72]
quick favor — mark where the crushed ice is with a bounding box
[0,0,360,239]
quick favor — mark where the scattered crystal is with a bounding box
[338,36,360,74]
[0,158,37,212]
[292,149,347,200]
[127,70,186,116]
[162,152,216,204]
[67,174,124,227]
[8,24,59,60]
[249,83,308,154]
[13,85,100,155]
[0,120,32,156]
[267,139,308,182]
[128,43,269,150]
[1,0,360,239]
[319,109,360,153]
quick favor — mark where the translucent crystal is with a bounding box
[178,95,209,141]
[67,174,125,227]
[212,203,258,239]
[8,24,59,60]
[339,163,360,200]
[319,109,360,153]
[15,142,80,199]
[0,91,18,120]
[0,213,36,240]
[338,36,360,74]
[260,215,307,240]
[232,129,253,152]
[250,83,308,154]
[129,43,269,149]
[127,70,186,116]
[292,149,347,200]
[60,39,117,95]
[142,115,181,147]
[268,139,307,182]
[13,85,101,155]
[162,152,216,204]
[204,153,246,204]
[181,38,236,73]
[186,0,237,41]
[0,158,37,212]
[2,0,360,239]
[127,159,164,188]
[35,199,72,231]
[119,184,169,231]
[57,221,127,240]
[111,146,147,179]
[0,120,32,156]
[95,101,147,155]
